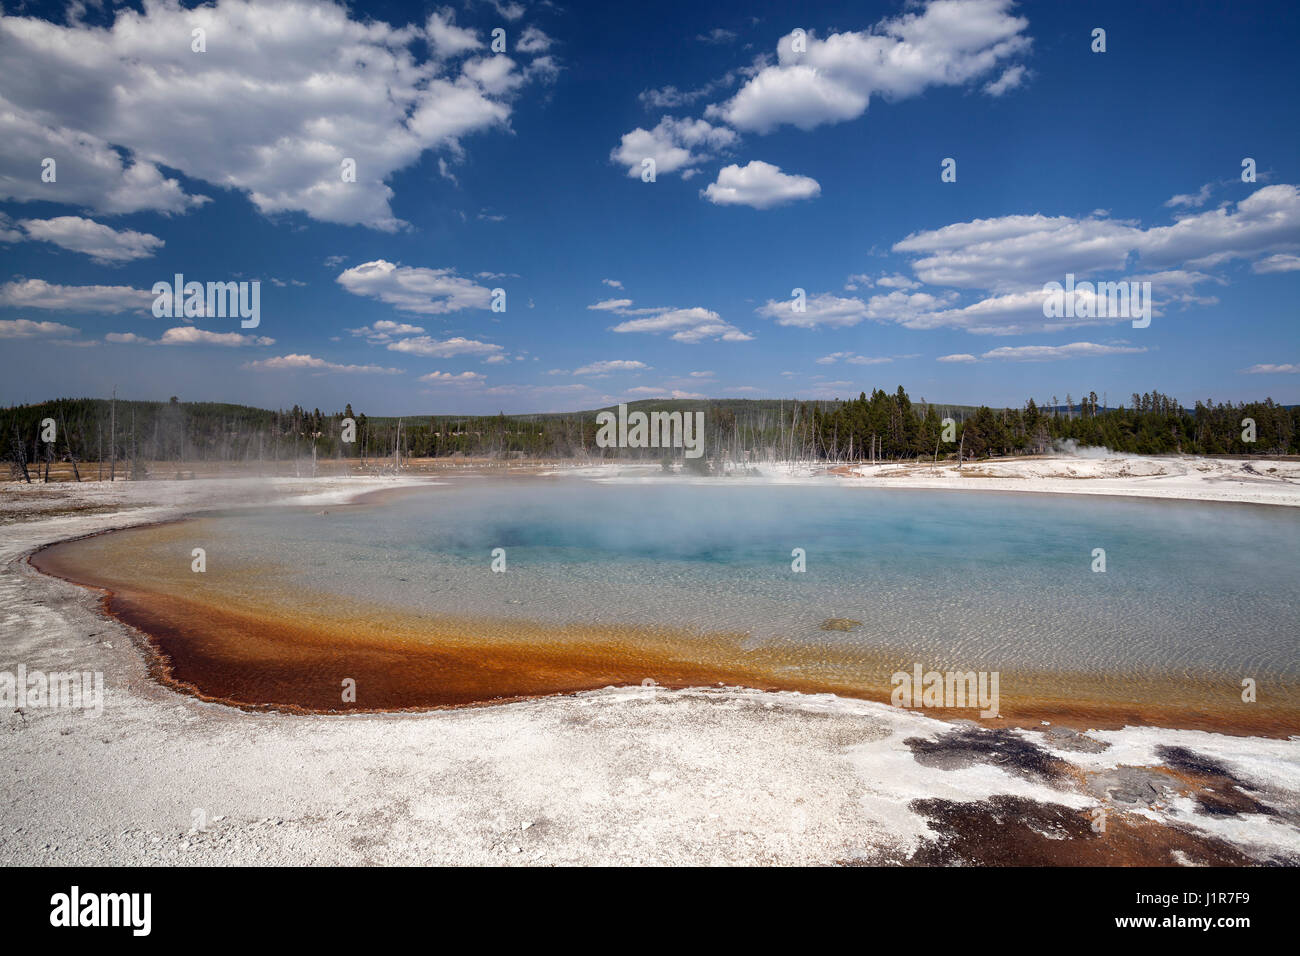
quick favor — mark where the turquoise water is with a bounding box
[199,479,1300,680]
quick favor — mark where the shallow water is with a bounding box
[34,479,1300,722]
[229,481,1300,674]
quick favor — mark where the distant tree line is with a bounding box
[0,397,606,476]
[3,389,1296,480]
[809,387,1298,459]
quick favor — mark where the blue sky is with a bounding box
[1,0,1297,414]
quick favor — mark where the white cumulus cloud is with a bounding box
[385,335,504,359]
[160,327,275,347]
[17,216,163,264]
[0,1,545,228]
[243,353,403,374]
[0,318,79,338]
[608,306,753,343]
[1244,363,1300,374]
[701,161,820,209]
[420,370,486,383]
[610,116,737,178]
[337,260,494,314]
[0,278,153,313]
[709,0,1031,133]
[573,359,649,376]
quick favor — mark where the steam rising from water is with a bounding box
[1050,438,1114,458]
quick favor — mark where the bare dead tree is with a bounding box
[10,424,31,483]
[109,386,117,482]
[61,411,81,481]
